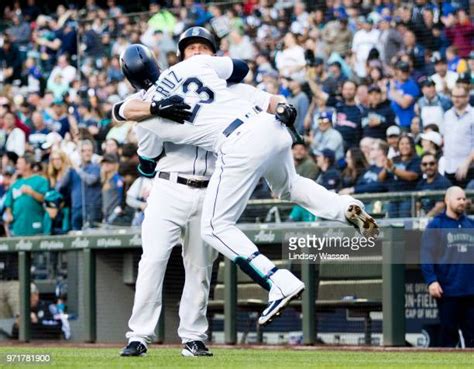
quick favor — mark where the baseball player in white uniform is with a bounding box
[115,43,217,357]
[117,33,286,357]
[131,29,379,327]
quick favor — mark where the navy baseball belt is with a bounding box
[158,172,209,188]
[223,105,263,137]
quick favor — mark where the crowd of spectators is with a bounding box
[0,0,473,235]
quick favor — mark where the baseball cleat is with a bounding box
[258,283,305,326]
[120,341,147,357]
[181,341,213,357]
[345,204,380,239]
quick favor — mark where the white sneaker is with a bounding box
[345,203,379,239]
[258,270,305,326]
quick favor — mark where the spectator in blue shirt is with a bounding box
[314,149,341,191]
[361,85,396,139]
[421,186,474,347]
[309,80,364,150]
[328,80,365,150]
[101,153,124,225]
[29,111,51,149]
[416,153,452,217]
[57,140,102,230]
[378,134,422,217]
[388,61,420,130]
[50,100,71,138]
[340,139,388,195]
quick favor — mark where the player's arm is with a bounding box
[266,95,298,128]
[134,124,164,178]
[113,99,151,122]
[268,95,286,114]
[229,83,301,143]
[113,96,192,124]
[228,83,286,114]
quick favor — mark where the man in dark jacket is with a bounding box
[309,80,364,150]
[416,153,451,217]
[314,149,341,191]
[0,36,22,84]
[361,85,396,139]
[421,186,474,347]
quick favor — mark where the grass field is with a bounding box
[1,346,474,369]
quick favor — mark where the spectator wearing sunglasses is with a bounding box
[416,152,452,217]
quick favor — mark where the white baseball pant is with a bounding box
[201,113,357,287]
[126,176,218,344]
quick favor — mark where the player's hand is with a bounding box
[428,281,443,299]
[275,103,297,127]
[150,95,192,124]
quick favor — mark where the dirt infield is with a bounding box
[1,340,473,352]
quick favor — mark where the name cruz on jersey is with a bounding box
[140,55,272,152]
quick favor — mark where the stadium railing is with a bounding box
[0,189,472,345]
[242,189,473,223]
[0,220,406,346]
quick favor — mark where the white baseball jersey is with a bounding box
[139,55,274,153]
[114,87,214,178]
[114,79,271,177]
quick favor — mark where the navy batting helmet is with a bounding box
[120,44,160,91]
[177,27,217,61]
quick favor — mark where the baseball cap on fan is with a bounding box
[42,132,63,150]
[432,54,447,65]
[313,148,336,162]
[395,60,410,73]
[101,153,120,164]
[386,125,401,137]
[420,131,442,147]
[318,111,333,122]
[420,77,436,88]
[368,85,382,93]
